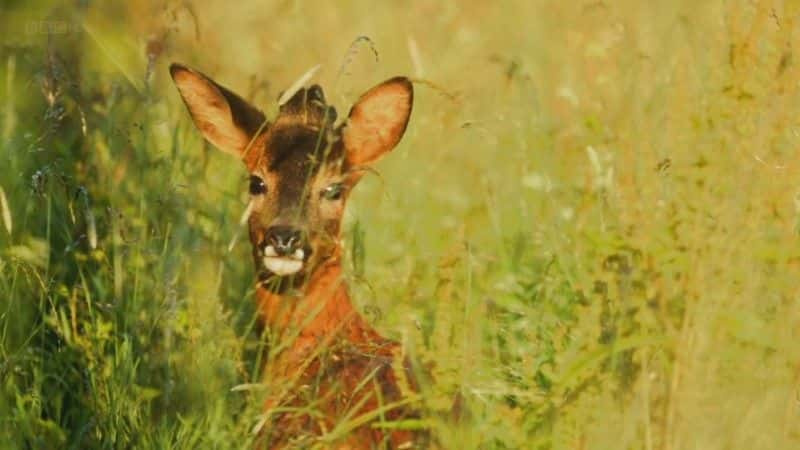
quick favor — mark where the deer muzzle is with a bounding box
[260,225,309,276]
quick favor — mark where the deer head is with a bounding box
[170,64,413,291]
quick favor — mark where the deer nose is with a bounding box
[264,226,303,257]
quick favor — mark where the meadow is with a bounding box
[2,1,800,449]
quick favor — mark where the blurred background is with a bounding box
[2,1,800,448]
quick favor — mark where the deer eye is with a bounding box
[249,175,266,195]
[321,182,344,200]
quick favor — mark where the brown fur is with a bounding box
[170,63,418,449]
[256,256,416,449]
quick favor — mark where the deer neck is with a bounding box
[255,255,367,344]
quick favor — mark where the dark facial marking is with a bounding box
[268,127,327,172]
[249,84,351,288]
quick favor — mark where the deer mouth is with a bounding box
[262,246,306,276]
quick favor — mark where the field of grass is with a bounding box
[2,1,800,448]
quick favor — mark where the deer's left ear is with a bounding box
[170,63,266,158]
[342,77,413,167]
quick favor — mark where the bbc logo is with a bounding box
[26,21,82,35]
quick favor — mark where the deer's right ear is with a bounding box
[343,77,413,167]
[170,63,266,158]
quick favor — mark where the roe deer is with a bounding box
[170,63,419,449]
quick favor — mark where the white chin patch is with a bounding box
[263,256,303,276]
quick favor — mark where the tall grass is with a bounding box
[2,1,800,449]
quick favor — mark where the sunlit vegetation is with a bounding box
[2,1,800,449]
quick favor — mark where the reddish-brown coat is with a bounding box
[256,257,415,449]
[170,63,418,449]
